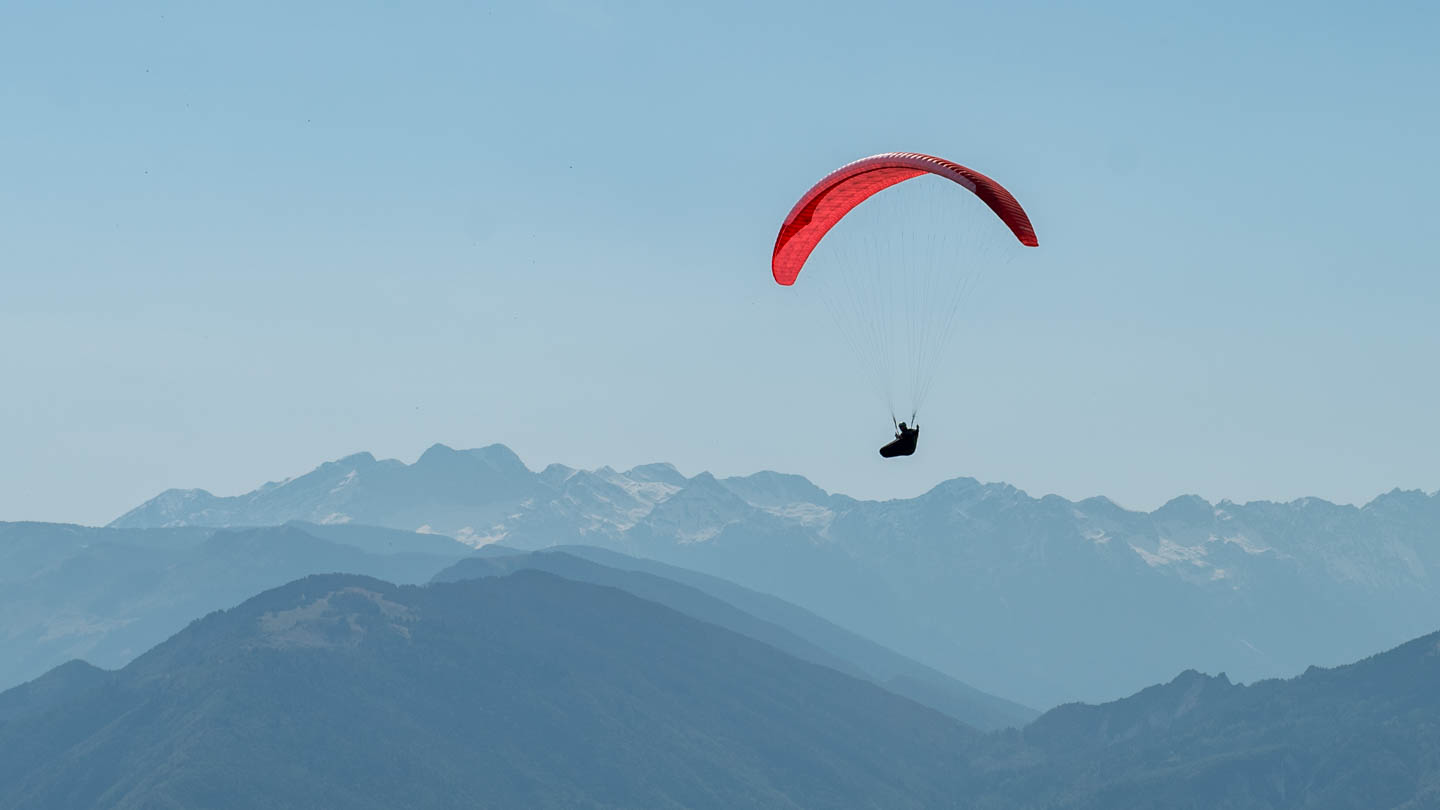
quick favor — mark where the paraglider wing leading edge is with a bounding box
[771,152,1038,287]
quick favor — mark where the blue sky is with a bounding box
[3,0,1436,524]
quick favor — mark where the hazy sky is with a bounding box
[4,0,1437,525]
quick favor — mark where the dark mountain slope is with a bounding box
[0,660,109,727]
[0,572,978,810]
[965,632,1440,809]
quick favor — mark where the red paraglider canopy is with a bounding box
[772,152,1038,286]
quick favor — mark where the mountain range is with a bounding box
[5,569,1440,809]
[0,572,978,810]
[0,521,1029,728]
[109,443,1440,708]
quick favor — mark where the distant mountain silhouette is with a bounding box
[109,443,1440,707]
[434,546,1037,729]
[111,445,547,543]
[0,521,470,691]
[0,572,978,810]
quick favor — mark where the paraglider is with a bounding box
[880,421,920,458]
[770,152,1038,458]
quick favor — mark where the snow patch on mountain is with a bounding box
[596,467,682,509]
[763,502,835,529]
[1132,538,1211,569]
[1220,532,1272,555]
[328,470,357,495]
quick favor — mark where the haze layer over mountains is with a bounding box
[0,522,1031,731]
[6,569,1440,809]
[111,443,1440,708]
[5,442,1440,808]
